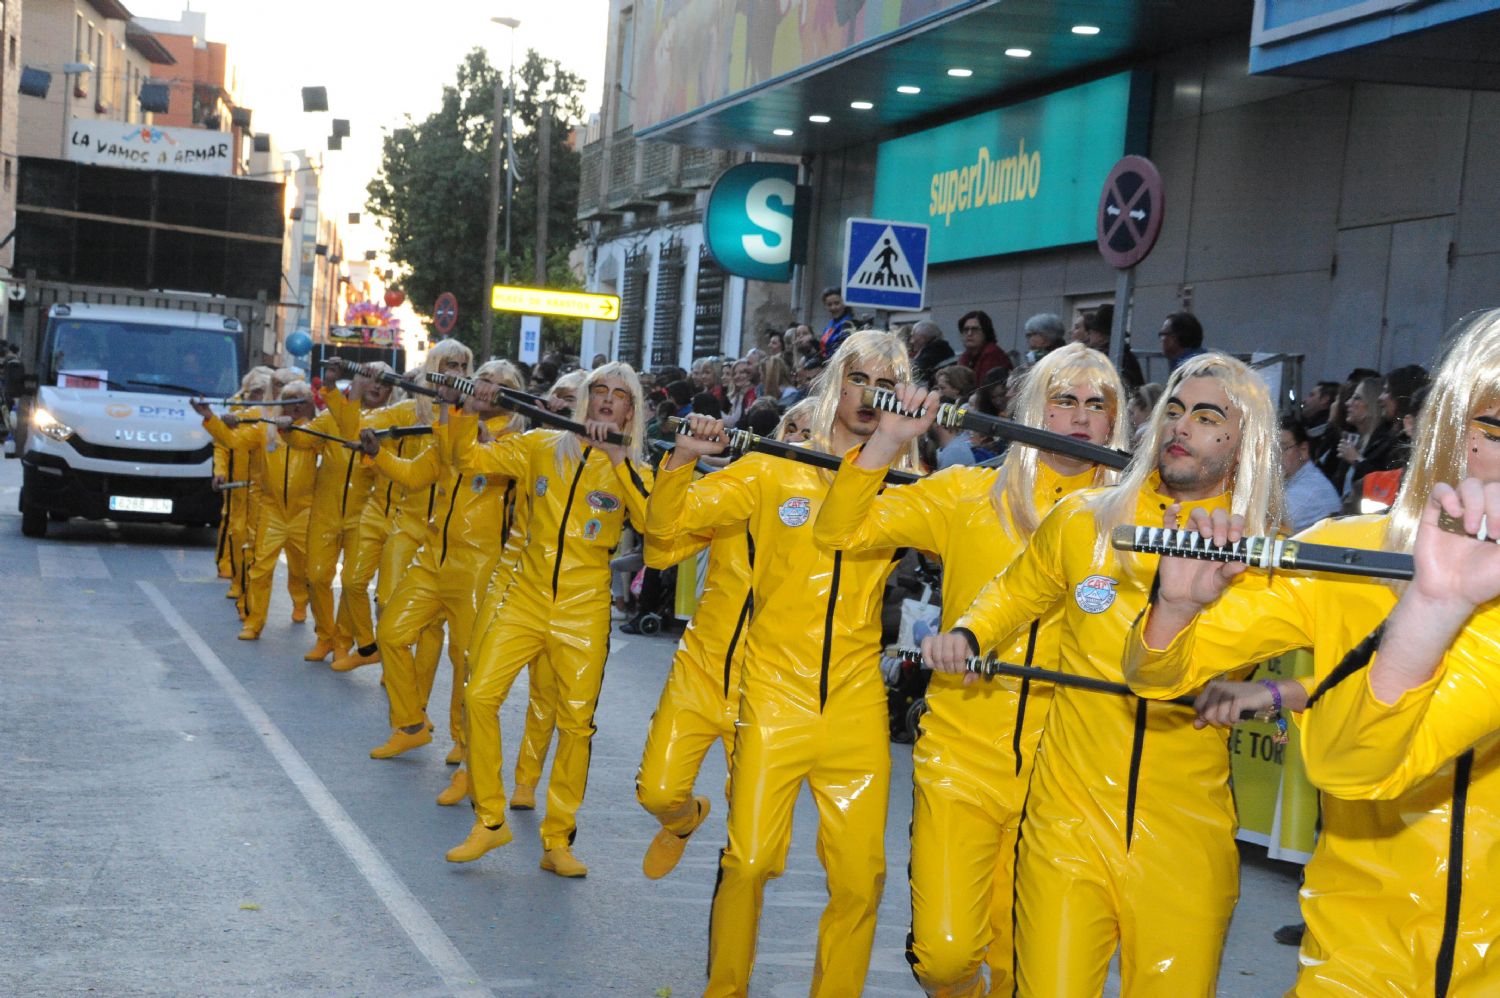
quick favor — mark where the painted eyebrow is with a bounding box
[1190,402,1228,417]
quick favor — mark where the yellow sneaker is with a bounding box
[303,640,335,662]
[291,603,308,623]
[444,745,463,766]
[331,649,381,673]
[642,796,710,880]
[509,784,536,811]
[369,727,431,759]
[540,846,588,878]
[436,768,469,806]
[445,820,512,863]
[236,627,260,641]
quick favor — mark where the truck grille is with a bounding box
[67,437,214,464]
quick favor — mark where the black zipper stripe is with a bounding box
[281,447,290,506]
[439,474,462,566]
[1434,749,1474,998]
[426,484,435,521]
[341,453,355,517]
[819,551,843,711]
[1306,624,1385,707]
[551,449,591,599]
[1013,620,1040,777]
[624,459,650,499]
[1124,698,1147,850]
[500,481,516,547]
[723,592,753,698]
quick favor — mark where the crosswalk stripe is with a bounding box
[37,544,110,579]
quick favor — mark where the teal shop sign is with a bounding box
[873,72,1141,264]
[704,162,800,282]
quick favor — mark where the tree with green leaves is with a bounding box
[366,47,586,357]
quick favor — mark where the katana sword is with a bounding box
[326,358,443,398]
[1111,525,1417,581]
[667,416,920,485]
[861,387,1132,470]
[425,371,551,409]
[424,370,633,447]
[213,480,251,492]
[234,418,428,444]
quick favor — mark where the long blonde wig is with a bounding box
[238,368,273,401]
[1087,351,1284,567]
[265,380,313,451]
[805,329,920,472]
[774,397,817,442]
[554,361,648,469]
[473,358,525,433]
[358,360,405,406]
[993,343,1131,537]
[1385,308,1500,556]
[414,339,474,425]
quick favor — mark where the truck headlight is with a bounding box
[32,407,74,441]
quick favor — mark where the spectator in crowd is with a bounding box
[591,353,608,369]
[909,319,956,383]
[934,363,975,406]
[691,391,724,419]
[743,347,765,369]
[742,399,782,437]
[1082,305,1144,390]
[1158,312,1206,371]
[724,359,760,427]
[647,398,679,447]
[766,329,787,362]
[690,357,725,402]
[793,356,823,399]
[1330,376,1385,495]
[1280,414,1342,533]
[957,310,1011,387]
[819,287,857,360]
[790,323,818,368]
[962,367,1010,461]
[529,360,559,394]
[929,364,979,469]
[1022,312,1066,365]
[1069,312,1090,344]
[1301,380,1339,446]
[1128,382,1164,447]
[758,355,798,407]
[666,379,695,418]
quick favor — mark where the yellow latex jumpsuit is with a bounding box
[201,413,315,635]
[369,414,517,759]
[955,475,1236,998]
[458,427,653,850]
[647,453,899,998]
[1129,515,1500,997]
[815,455,1095,997]
[213,405,261,606]
[635,524,750,847]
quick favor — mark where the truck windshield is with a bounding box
[46,318,241,396]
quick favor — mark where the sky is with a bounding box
[127,0,611,262]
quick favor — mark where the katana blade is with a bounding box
[666,416,919,485]
[1110,525,1417,581]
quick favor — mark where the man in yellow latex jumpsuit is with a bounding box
[360,361,524,806]
[291,368,394,662]
[194,381,317,639]
[213,368,272,611]
[815,343,1130,997]
[445,362,653,877]
[635,398,817,881]
[1127,309,1500,998]
[657,331,918,998]
[923,352,1284,997]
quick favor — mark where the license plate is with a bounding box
[109,495,173,514]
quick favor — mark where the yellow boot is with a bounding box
[291,603,308,623]
[643,796,710,880]
[446,820,512,863]
[303,640,335,662]
[436,768,468,806]
[331,648,381,673]
[540,846,588,878]
[369,725,431,759]
[236,627,260,641]
[444,745,463,766]
[510,784,537,811]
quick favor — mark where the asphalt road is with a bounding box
[0,456,1304,996]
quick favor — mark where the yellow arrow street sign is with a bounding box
[490,284,620,321]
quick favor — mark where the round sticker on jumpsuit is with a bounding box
[1074,575,1118,614]
[778,497,812,527]
[535,476,549,498]
[471,474,487,493]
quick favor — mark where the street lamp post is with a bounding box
[479,15,520,362]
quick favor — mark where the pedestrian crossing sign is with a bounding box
[842,218,929,311]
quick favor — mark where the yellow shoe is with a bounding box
[369,727,431,759]
[509,784,536,811]
[225,588,241,600]
[303,640,335,662]
[291,603,308,623]
[333,644,351,662]
[436,768,469,806]
[540,846,588,878]
[331,649,381,673]
[444,745,463,766]
[236,627,260,641]
[643,796,710,880]
[446,820,512,863]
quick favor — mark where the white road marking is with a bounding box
[37,544,110,579]
[161,548,219,582]
[139,580,500,998]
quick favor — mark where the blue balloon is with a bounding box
[286,331,312,357]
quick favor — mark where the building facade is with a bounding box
[134,8,250,172]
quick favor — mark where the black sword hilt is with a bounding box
[1111,525,1284,569]
[861,387,960,427]
[666,416,752,453]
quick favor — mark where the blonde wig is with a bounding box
[1385,308,1500,556]
[992,342,1131,537]
[554,361,648,468]
[238,368,273,401]
[473,359,525,432]
[358,360,404,406]
[805,329,920,472]
[775,397,817,442]
[272,367,305,388]
[1087,351,1284,567]
[414,338,474,425]
[265,380,313,451]
[547,369,589,406]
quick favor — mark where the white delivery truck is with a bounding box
[10,297,252,538]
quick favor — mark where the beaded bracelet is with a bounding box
[1261,679,1289,745]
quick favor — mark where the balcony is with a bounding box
[681,148,732,188]
[578,128,738,221]
[605,128,654,212]
[578,139,605,219]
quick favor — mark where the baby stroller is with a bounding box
[882,553,943,743]
[619,563,681,636]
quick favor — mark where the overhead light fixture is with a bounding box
[808,114,830,123]
[947,68,973,78]
[1072,25,1101,36]
[896,85,921,95]
[772,127,794,136]
[1004,48,1032,58]
[850,100,874,110]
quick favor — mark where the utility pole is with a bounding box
[534,104,550,286]
[479,79,503,360]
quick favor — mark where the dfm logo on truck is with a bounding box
[704,163,803,283]
[115,429,174,443]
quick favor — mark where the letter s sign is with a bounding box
[703,163,800,282]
